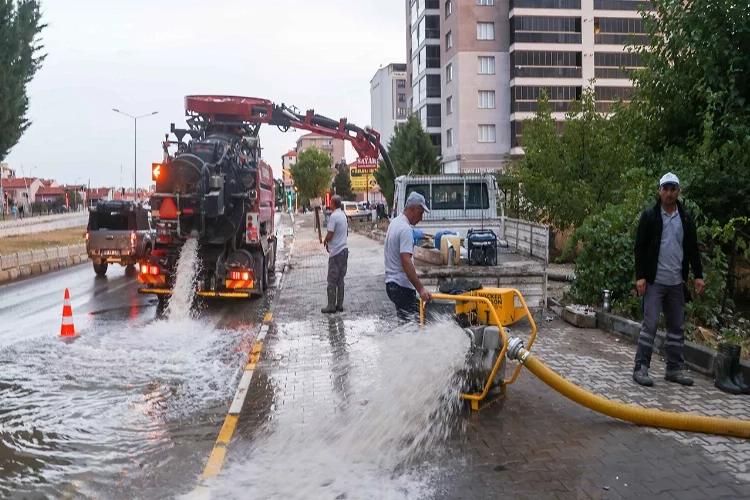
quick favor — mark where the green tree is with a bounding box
[289,146,333,200]
[511,87,639,230]
[373,114,440,207]
[630,0,750,224]
[0,0,46,161]
[332,163,355,201]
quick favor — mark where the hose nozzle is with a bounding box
[506,337,525,360]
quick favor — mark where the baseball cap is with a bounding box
[659,172,680,187]
[405,191,430,213]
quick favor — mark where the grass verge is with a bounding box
[0,227,86,255]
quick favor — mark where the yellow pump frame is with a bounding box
[420,288,538,410]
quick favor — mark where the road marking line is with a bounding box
[202,445,228,479]
[216,414,239,444]
[196,216,294,489]
[228,370,255,415]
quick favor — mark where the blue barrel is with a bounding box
[434,231,457,250]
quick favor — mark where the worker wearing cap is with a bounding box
[384,191,432,320]
[633,172,705,387]
[321,195,348,314]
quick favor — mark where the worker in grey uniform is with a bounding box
[322,195,348,313]
[384,191,432,321]
[633,172,705,386]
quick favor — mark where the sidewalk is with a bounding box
[221,213,750,499]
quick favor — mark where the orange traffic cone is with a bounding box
[60,288,77,337]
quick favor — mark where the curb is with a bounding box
[547,297,750,380]
[195,214,295,491]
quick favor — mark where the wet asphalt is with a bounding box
[0,215,289,499]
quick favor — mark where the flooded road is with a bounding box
[0,214,290,499]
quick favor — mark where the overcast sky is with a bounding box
[5,0,406,188]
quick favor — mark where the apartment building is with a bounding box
[406,0,647,171]
[370,63,409,146]
[295,133,346,169]
[508,0,648,154]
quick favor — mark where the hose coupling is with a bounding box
[506,337,525,360]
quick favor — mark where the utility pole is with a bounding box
[112,109,159,204]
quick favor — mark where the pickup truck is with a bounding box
[85,200,155,276]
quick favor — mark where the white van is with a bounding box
[392,173,500,221]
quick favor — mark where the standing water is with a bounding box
[202,319,471,500]
[166,238,201,320]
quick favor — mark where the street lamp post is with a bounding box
[112,109,159,202]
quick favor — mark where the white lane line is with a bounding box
[228,370,255,415]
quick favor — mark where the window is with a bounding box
[478,90,495,108]
[477,0,494,4]
[511,16,582,44]
[512,85,582,112]
[397,107,407,118]
[477,23,495,40]
[446,96,453,114]
[398,93,406,103]
[511,51,582,78]
[594,52,643,78]
[405,182,490,210]
[446,63,453,83]
[511,0,580,7]
[594,17,649,45]
[445,0,452,17]
[447,129,454,147]
[478,56,495,74]
[478,124,496,143]
[397,79,406,88]
[594,0,653,10]
[445,31,453,50]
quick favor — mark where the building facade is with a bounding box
[406,0,647,172]
[295,133,346,169]
[370,63,409,147]
[406,0,443,154]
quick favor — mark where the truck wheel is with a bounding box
[93,261,108,276]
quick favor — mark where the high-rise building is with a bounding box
[370,63,409,147]
[406,0,443,155]
[405,0,647,172]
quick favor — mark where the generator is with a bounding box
[467,228,498,266]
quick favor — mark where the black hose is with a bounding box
[548,273,576,282]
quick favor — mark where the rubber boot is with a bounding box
[633,366,653,387]
[664,369,694,386]
[336,284,344,312]
[321,285,337,314]
[715,343,742,395]
[728,344,750,394]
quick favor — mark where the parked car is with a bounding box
[85,200,155,276]
[342,201,371,222]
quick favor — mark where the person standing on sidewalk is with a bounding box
[633,172,705,387]
[384,191,432,321]
[321,195,348,314]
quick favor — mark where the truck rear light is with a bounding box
[130,232,136,247]
[152,249,167,256]
[85,233,90,242]
[183,208,194,214]
[140,264,160,275]
[229,271,251,281]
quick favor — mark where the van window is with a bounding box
[88,212,135,231]
[405,183,489,210]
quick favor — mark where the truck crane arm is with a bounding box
[179,95,397,183]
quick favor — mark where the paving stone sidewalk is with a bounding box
[232,213,750,499]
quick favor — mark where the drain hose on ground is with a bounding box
[506,339,750,439]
